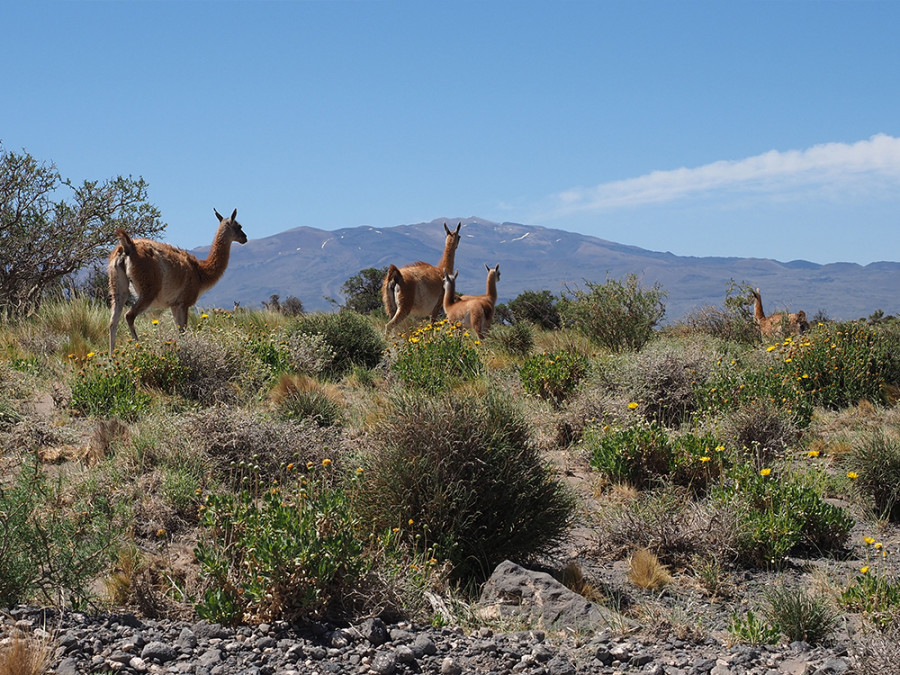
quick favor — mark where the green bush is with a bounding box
[353,391,574,582]
[849,435,900,521]
[490,321,535,357]
[277,389,343,428]
[765,586,837,645]
[126,340,190,394]
[69,351,152,420]
[194,461,367,624]
[0,457,121,607]
[584,419,725,492]
[712,463,854,567]
[392,320,482,394]
[504,289,561,329]
[561,274,666,352]
[292,310,385,378]
[520,349,588,405]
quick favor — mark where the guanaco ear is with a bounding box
[485,263,490,272]
[231,208,237,221]
[454,222,461,233]
[214,208,224,221]
[443,222,450,235]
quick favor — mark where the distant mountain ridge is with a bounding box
[192,217,900,322]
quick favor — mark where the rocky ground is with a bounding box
[1,605,859,675]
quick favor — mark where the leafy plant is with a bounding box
[194,461,367,624]
[841,570,900,629]
[392,320,482,394]
[69,351,152,420]
[0,457,121,607]
[728,609,781,645]
[712,463,854,567]
[585,420,725,492]
[291,310,385,378]
[519,349,588,405]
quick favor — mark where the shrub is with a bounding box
[584,419,725,492]
[594,487,740,569]
[281,331,336,377]
[772,322,899,409]
[765,585,837,645]
[353,391,574,582]
[188,405,344,488]
[680,304,760,344]
[720,399,799,468]
[694,349,813,428]
[490,321,535,357]
[292,310,385,378]
[126,340,190,394]
[504,289,561,329]
[520,349,588,405]
[848,435,900,521]
[194,462,367,623]
[561,274,666,352]
[272,375,343,428]
[620,344,713,427]
[0,457,121,607]
[841,569,900,630]
[712,463,854,567]
[392,320,482,394]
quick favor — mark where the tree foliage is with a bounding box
[341,266,388,315]
[0,144,164,315]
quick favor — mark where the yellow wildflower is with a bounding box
[628,402,639,410]
[152,319,159,325]
[864,536,876,546]
[700,456,710,463]
[201,313,208,319]
[408,519,414,525]
[766,345,776,352]
[86,352,95,359]
[760,468,772,477]
[847,471,859,480]
[807,450,820,458]
[322,458,332,467]
[860,566,869,574]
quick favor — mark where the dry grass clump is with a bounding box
[677,304,760,344]
[628,547,672,589]
[270,373,344,427]
[852,624,900,675]
[0,630,55,675]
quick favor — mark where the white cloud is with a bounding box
[546,134,900,216]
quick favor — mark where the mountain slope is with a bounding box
[193,217,900,322]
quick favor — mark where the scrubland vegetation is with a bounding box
[2,274,900,670]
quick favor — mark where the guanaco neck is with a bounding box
[752,293,766,321]
[198,224,234,287]
[437,235,458,275]
[486,270,498,303]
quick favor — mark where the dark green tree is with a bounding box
[0,143,164,315]
[341,266,388,315]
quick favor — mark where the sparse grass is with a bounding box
[765,585,838,644]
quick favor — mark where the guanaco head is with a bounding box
[442,269,459,293]
[485,263,500,281]
[214,208,248,245]
[443,221,461,252]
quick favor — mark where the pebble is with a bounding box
[0,606,857,675]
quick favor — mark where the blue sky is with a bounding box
[4,0,900,265]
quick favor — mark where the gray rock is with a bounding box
[478,560,635,633]
[55,657,80,675]
[369,651,398,675]
[354,617,389,646]
[140,640,178,663]
[441,656,463,675]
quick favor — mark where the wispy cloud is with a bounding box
[545,134,900,216]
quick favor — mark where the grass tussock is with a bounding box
[627,547,672,590]
[0,631,55,675]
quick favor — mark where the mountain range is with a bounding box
[192,217,900,323]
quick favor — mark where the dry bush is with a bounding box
[619,340,718,428]
[0,631,54,675]
[628,547,672,589]
[105,546,200,621]
[720,399,799,468]
[187,404,346,486]
[678,304,760,344]
[592,487,740,568]
[554,387,621,448]
[852,624,900,675]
